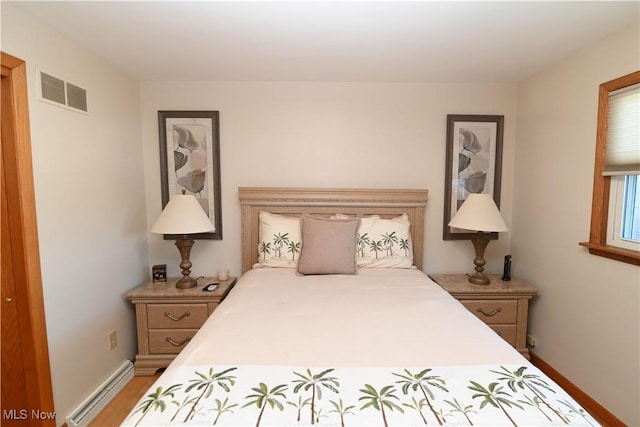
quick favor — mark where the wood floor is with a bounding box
[88,373,160,427]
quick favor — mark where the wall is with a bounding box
[140,81,518,280]
[1,4,148,425]
[4,2,637,424]
[512,24,640,425]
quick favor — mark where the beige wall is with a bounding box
[5,1,638,425]
[512,24,640,425]
[140,81,518,280]
[2,5,148,425]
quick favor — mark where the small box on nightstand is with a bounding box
[152,264,166,283]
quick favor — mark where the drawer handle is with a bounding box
[165,336,192,347]
[164,311,190,321]
[476,307,502,317]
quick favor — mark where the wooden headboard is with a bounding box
[238,187,429,273]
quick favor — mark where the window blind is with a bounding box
[604,83,640,176]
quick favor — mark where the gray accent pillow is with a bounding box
[297,215,360,275]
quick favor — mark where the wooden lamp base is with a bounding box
[174,236,197,289]
[468,231,491,285]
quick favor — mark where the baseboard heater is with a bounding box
[66,360,134,427]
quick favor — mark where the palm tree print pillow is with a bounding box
[258,212,302,268]
[355,214,413,268]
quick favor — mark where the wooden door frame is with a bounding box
[1,51,55,425]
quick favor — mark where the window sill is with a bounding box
[579,242,640,266]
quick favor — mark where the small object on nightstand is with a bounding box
[217,270,229,280]
[202,283,219,292]
[502,255,512,281]
[152,264,167,283]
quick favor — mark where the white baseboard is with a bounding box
[66,361,134,427]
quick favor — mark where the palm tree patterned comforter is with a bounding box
[121,363,598,426]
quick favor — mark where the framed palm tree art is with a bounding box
[158,110,223,240]
[443,114,504,240]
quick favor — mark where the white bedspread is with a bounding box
[173,268,523,369]
[121,269,598,426]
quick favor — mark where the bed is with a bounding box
[121,187,597,426]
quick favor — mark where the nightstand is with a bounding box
[127,276,236,375]
[428,274,536,359]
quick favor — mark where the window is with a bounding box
[580,71,640,266]
[621,175,640,241]
[607,175,640,251]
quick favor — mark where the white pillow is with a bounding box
[258,212,301,267]
[355,214,413,268]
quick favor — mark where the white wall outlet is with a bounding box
[108,330,117,350]
[526,334,536,348]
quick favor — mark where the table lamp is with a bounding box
[151,194,214,289]
[448,193,508,285]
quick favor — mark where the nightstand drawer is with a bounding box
[148,329,197,354]
[461,300,517,324]
[490,325,517,346]
[147,304,208,329]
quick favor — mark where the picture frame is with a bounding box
[152,264,167,283]
[443,114,504,240]
[158,111,222,240]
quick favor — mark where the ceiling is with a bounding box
[9,1,639,83]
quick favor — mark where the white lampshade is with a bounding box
[448,193,508,232]
[151,194,214,235]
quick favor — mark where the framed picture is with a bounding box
[158,111,222,240]
[443,114,504,240]
[152,264,167,283]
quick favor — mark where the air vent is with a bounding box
[40,72,66,104]
[66,82,87,111]
[39,71,88,113]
